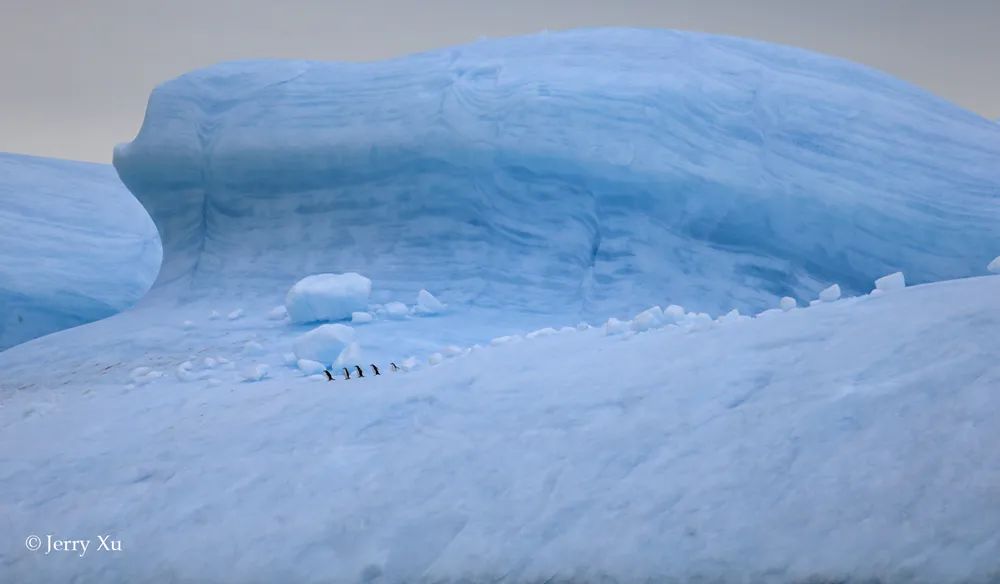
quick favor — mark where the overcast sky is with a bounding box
[1,0,997,163]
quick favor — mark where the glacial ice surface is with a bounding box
[112,28,1000,325]
[0,153,161,349]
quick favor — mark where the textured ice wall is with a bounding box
[114,28,1000,318]
[0,153,161,350]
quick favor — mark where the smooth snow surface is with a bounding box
[0,152,160,349]
[2,276,999,583]
[112,28,1000,322]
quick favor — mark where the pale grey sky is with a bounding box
[1,0,997,163]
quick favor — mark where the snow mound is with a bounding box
[988,255,1000,274]
[292,324,355,364]
[284,273,372,324]
[779,297,797,311]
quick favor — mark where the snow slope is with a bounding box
[2,276,999,583]
[0,152,161,350]
[114,28,1000,321]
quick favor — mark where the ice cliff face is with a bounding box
[0,153,160,350]
[113,28,1000,319]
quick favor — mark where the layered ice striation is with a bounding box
[114,28,1000,320]
[0,153,161,350]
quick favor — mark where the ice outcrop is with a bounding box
[112,29,1000,323]
[0,152,160,350]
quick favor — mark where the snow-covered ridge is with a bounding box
[114,28,1000,320]
[0,152,160,350]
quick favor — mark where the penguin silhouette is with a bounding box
[370,363,380,376]
[342,367,351,380]
[323,370,334,382]
[390,362,399,372]
[354,365,365,378]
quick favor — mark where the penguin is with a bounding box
[323,370,334,382]
[370,363,381,376]
[342,367,351,380]
[354,365,365,378]
[390,362,400,372]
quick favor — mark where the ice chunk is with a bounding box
[631,306,664,332]
[243,340,265,355]
[383,302,409,319]
[227,308,244,321]
[266,305,288,320]
[779,297,797,311]
[240,364,269,382]
[442,345,466,357]
[334,341,363,368]
[400,356,419,371]
[576,322,591,331]
[281,352,297,366]
[604,317,630,335]
[351,311,374,324]
[296,359,326,375]
[987,255,1000,274]
[682,312,713,332]
[874,272,906,293]
[208,310,221,320]
[293,324,355,364]
[818,284,841,302]
[490,335,521,346]
[664,305,686,323]
[428,352,444,365]
[716,309,747,325]
[414,289,446,315]
[284,272,372,324]
[756,308,784,319]
[526,327,558,339]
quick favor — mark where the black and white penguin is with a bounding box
[323,370,334,382]
[390,362,399,372]
[370,364,381,376]
[354,365,365,378]
[342,367,351,380]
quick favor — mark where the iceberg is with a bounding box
[112,28,1000,323]
[0,152,160,350]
